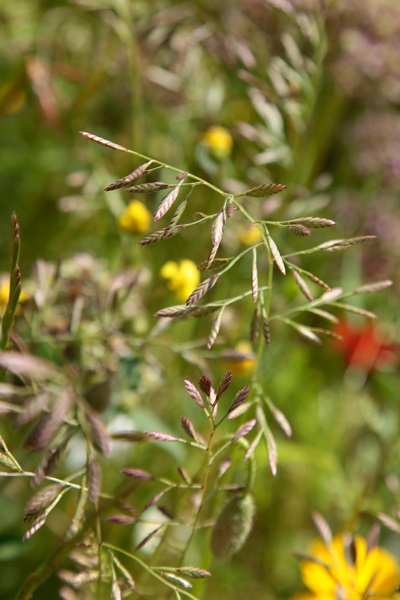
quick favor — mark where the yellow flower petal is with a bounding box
[160,260,200,302]
[118,200,152,233]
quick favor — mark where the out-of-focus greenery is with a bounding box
[1,1,400,599]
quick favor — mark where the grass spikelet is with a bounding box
[154,185,181,221]
[184,380,205,409]
[185,274,219,306]
[250,306,261,342]
[104,163,151,191]
[24,484,62,521]
[80,131,131,153]
[124,182,170,194]
[292,270,314,302]
[88,459,101,504]
[236,183,286,197]
[288,224,311,236]
[267,235,286,275]
[138,225,184,246]
[207,309,224,350]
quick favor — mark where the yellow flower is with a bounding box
[292,533,400,600]
[118,200,152,234]
[239,224,262,246]
[160,260,200,302]
[0,275,29,316]
[202,126,233,160]
[223,341,256,377]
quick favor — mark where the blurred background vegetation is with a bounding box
[1,1,400,598]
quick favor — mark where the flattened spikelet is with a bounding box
[237,183,286,197]
[104,163,150,191]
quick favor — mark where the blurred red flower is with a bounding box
[333,320,398,372]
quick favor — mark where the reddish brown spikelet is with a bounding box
[181,416,196,440]
[24,391,71,451]
[262,317,270,346]
[185,274,219,306]
[80,131,130,153]
[104,163,150,191]
[24,484,62,521]
[237,183,286,197]
[228,385,251,414]
[154,185,180,221]
[199,375,212,397]
[143,488,171,512]
[184,380,205,409]
[88,459,101,504]
[106,514,136,525]
[124,182,170,194]
[216,371,232,401]
[121,468,154,480]
[138,225,184,246]
[288,224,311,236]
[85,410,110,455]
[144,431,180,442]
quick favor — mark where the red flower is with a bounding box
[333,320,398,372]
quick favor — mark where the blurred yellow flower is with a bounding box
[0,275,29,316]
[224,341,256,377]
[160,260,200,302]
[118,200,152,234]
[292,533,400,600]
[239,224,262,246]
[202,126,233,160]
